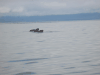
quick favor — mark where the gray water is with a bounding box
[0,20,100,75]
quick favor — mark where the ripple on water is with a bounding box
[8,58,48,62]
[66,71,87,74]
[37,40,45,42]
[93,73,100,75]
[64,67,75,69]
[25,62,38,64]
[82,61,91,63]
[16,53,24,54]
[49,74,62,75]
[3,66,10,68]
[46,31,60,33]
[15,72,36,75]
[90,64,100,66]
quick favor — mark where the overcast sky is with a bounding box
[0,0,100,16]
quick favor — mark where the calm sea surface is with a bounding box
[0,20,100,75]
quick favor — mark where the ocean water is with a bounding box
[0,20,100,75]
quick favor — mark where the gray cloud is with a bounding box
[0,0,100,16]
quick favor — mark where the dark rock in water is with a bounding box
[30,28,43,32]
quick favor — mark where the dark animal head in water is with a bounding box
[36,28,39,31]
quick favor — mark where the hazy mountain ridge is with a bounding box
[0,13,100,22]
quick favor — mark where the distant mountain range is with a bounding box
[0,13,100,23]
